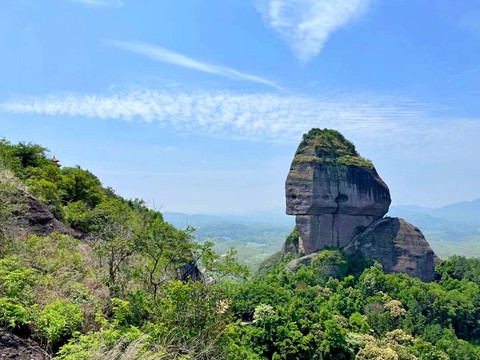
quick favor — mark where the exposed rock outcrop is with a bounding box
[344,217,441,282]
[0,169,83,239]
[20,193,84,239]
[286,129,391,252]
[284,128,439,281]
[0,332,49,360]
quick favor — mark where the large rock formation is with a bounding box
[344,218,441,282]
[286,129,391,252]
[285,129,439,281]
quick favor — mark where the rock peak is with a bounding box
[284,128,438,281]
[293,128,373,168]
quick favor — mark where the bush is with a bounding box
[36,301,84,346]
[62,201,94,232]
[0,298,31,327]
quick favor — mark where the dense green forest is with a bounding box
[1,139,480,359]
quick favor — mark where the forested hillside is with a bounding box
[1,139,480,359]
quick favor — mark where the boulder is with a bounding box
[344,217,441,281]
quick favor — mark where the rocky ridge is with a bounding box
[284,129,439,281]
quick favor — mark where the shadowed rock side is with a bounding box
[344,218,441,282]
[16,192,85,239]
[283,128,439,281]
[0,332,50,360]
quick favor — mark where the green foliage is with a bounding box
[36,301,84,346]
[200,241,250,281]
[3,137,480,360]
[0,256,36,301]
[349,312,370,334]
[0,298,32,328]
[283,227,299,251]
[60,167,105,207]
[0,139,50,175]
[299,128,358,157]
[293,128,373,168]
[0,256,36,328]
[312,249,348,279]
[61,201,93,232]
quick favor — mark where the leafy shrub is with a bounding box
[61,201,94,232]
[0,298,32,327]
[0,256,36,301]
[36,301,84,345]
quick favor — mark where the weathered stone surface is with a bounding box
[281,128,439,281]
[344,217,441,281]
[286,163,391,217]
[0,332,49,360]
[285,129,391,254]
[179,260,203,282]
[286,253,318,272]
[19,193,85,239]
[296,214,375,253]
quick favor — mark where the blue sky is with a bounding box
[1,0,480,213]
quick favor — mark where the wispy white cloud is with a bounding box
[110,41,281,89]
[71,0,124,8]
[257,0,373,61]
[0,88,430,143]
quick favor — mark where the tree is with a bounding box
[138,218,195,302]
[91,198,142,296]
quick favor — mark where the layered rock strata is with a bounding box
[284,129,439,281]
[286,128,391,252]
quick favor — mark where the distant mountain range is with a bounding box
[390,198,480,225]
[163,198,480,268]
[163,211,294,270]
[389,199,480,242]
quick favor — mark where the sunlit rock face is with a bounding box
[283,128,439,281]
[286,163,391,217]
[285,129,391,252]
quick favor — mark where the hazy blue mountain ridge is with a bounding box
[164,198,480,268]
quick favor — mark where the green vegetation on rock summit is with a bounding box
[293,129,373,168]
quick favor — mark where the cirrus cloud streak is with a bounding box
[1,89,430,143]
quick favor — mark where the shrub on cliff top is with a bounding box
[294,128,373,168]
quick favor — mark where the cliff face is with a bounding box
[285,129,391,252]
[284,129,438,281]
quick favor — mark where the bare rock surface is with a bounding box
[282,128,439,281]
[15,193,84,239]
[0,332,49,360]
[296,214,375,253]
[285,129,390,253]
[286,163,391,217]
[344,217,441,281]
